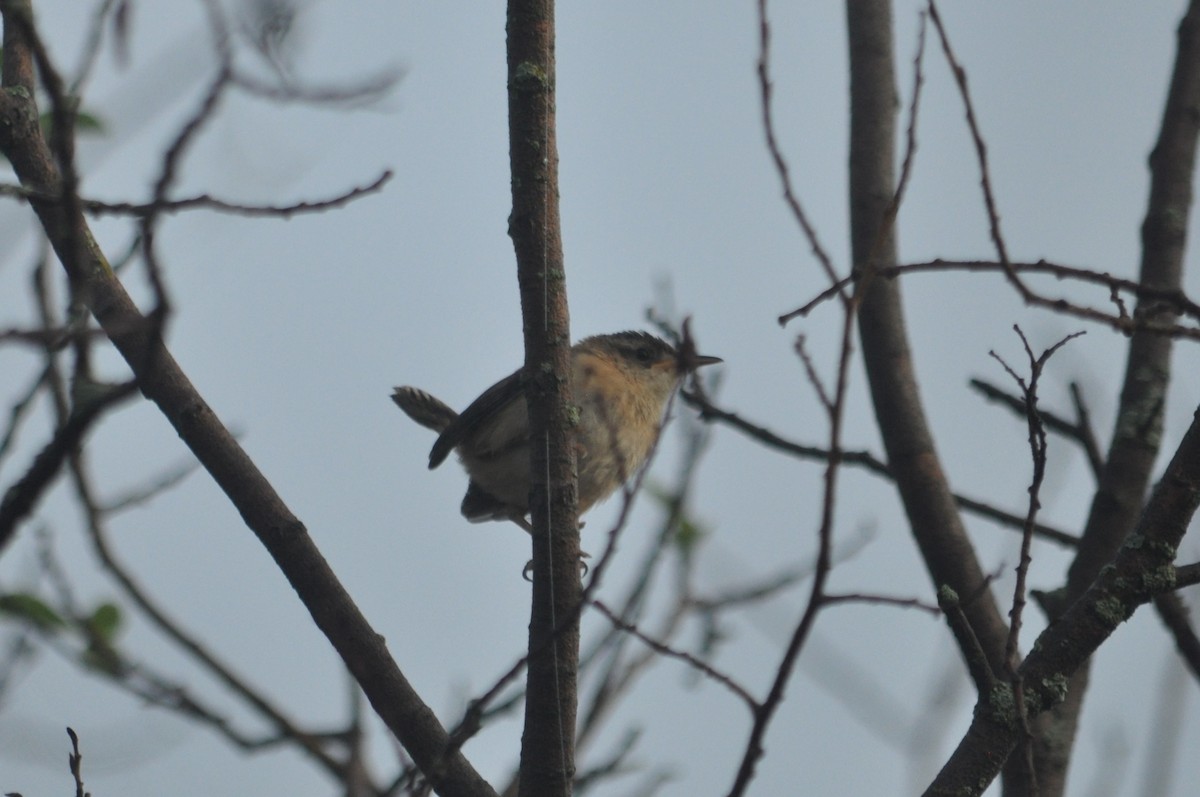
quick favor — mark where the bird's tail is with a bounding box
[391,387,458,433]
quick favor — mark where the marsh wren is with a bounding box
[391,331,721,527]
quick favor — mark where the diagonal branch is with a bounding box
[683,388,1080,547]
[925,401,1200,795]
[0,381,137,551]
[0,171,393,218]
[755,0,841,289]
[0,4,494,795]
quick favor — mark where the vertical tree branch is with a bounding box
[846,0,1012,711]
[1037,3,1200,793]
[506,2,580,796]
[846,4,1039,791]
[1067,0,1200,617]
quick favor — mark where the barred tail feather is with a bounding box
[391,387,457,433]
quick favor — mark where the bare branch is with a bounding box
[936,585,996,694]
[591,600,758,709]
[990,327,1083,795]
[0,380,137,552]
[1153,592,1200,682]
[682,388,1078,546]
[969,377,1104,479]
[755,0,842,291]
[0,5,495,793]
[1068,382,1106,479]
[1176,562,1200,589]
[68,456,347,778]
[927,404,1200,794]
[927,2,1013,275]
[782,259,1200,337]
[822,592,941,616]
[0,171,393,218]
[66,727,85,797]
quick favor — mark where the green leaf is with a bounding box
[85,601,122,643]
[0,592,67,631]
[80,603,124,676]
[38,107,107,141]
[74,111,105,133]
[674,515,707,552]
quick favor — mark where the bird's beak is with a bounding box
[679,352,722,372]
[674,318,721,373]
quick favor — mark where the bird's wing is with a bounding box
[428,368,525,468]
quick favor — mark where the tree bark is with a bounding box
[507,2,581,796]
[1036,3,1200,793]
[846,2,1035,791]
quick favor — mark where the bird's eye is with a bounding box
[635,346,655,363]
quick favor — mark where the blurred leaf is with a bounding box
[644,480,709,551]
[38,107,107,141]
[81,603,124,676]
[85,601,122,643]
[0,592,67,631]
[74,111,105,132]
[674,515,707,552]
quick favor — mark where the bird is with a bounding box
[391,330,721,528]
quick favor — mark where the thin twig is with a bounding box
[67,727,86,797]
[691,566,810,612]
[926,1,1015,282]
[591,600,758,709]
[0,171,393,217]
[0,365,54,464]
[793,335,833,413]
[822,592,941,616]
[992,328,1085,672]
[725,6,876,792]
[233,66,402,107]
[936,585,995,693]
[68,0,121,95]
[0,380,138,552]
[780,6,929,327]
[781,258,1200,336]
[1068,382,1105,479]
[969,376,1103,480]
[755,0,842,291]
[682,388,1079,546]
[1153,592,1200,682]
[97,455,203,514]
[991,327,1082,795]
[69,459,347,777]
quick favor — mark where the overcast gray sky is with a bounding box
[2,2,1198,796]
